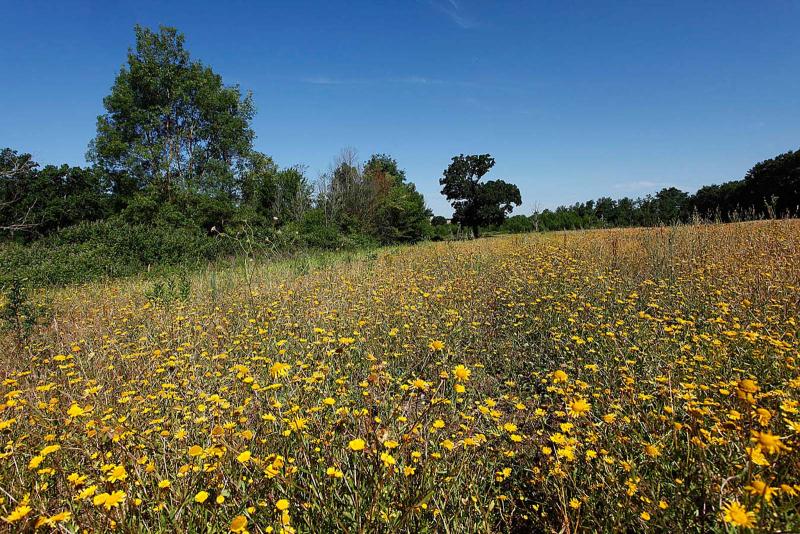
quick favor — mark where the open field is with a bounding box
[1,221,799,532]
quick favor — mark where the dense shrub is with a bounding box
[0,219,237,286]
[499,214,534,233]
[0,213,387,287]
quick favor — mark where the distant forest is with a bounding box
[526,148,799,232]
[1,24,798,286]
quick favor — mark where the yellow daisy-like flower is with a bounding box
[644,444,661,457]
[567,398,591,417]
[3,503,32,523]
[552,370,568,383]
[428,340,445,351]
[751,430,789,454]
[106,464,128,483]
[269,361,291,379]
[722,500,755,528]
[745,478,778,502]
[35,511,72,528]
[93,490,126,510]
[326,466,344,478]
[348,438,366,451]
[380,451,396,467]
[746,445,770,466]
[229,515,247,532]
[452,364,471,382]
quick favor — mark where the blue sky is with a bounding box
[1,0,798,215]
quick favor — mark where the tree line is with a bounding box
[492,150,798,234]
[1,26,441,250]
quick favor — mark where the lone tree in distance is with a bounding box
[440,154,521,237]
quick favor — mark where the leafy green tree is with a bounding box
[374,181,431,243]
[741,148,799,216]
[88,25,255,205]
[690,181,743,221]
[594,197,615,225]
[316,151,431,243]
[364,154,431,243]
[440,154,521,237]
[364,154,406,182]
[653,187,690,223]
[614,197,636,226]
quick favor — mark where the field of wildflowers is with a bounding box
[1,220,798,532]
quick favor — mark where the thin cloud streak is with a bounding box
[300,76,360,85]
[427,0,478,29]
[297,75,478,87]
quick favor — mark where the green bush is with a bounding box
[0,213,385,287]
[431,223,457,241]
[292,209,350,250]
[0,218,237,286]
[499,214,534,233]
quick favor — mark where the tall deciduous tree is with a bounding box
[440,154,521,237]
[88,25,255,203]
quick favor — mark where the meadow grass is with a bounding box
[1,220,798,532]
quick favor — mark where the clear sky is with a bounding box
[1,1,799,215]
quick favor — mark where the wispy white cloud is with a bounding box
[394,76,479,88]
[427,0,478,29]
[395,75,446,85]
[300,76,365,85]
[297,75,476,87]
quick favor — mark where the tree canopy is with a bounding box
[1,148,110,236]
[89,25,255,204]
[440,154,521,237]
